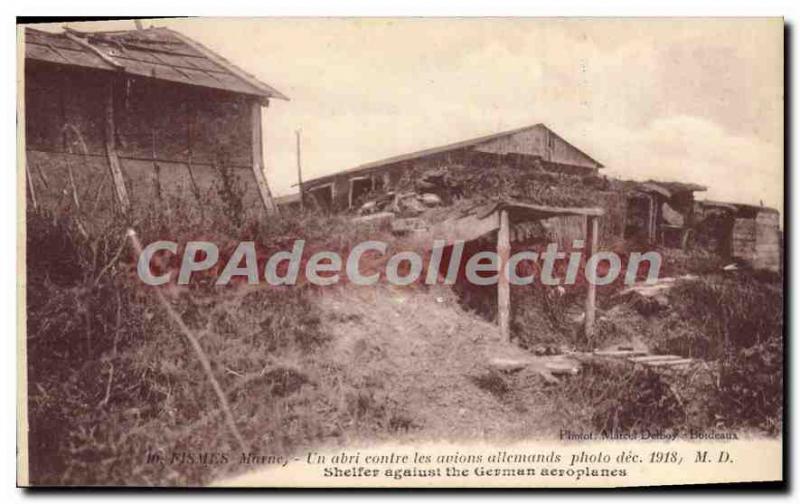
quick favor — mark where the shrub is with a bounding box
[653,274,783,359]
[548,360,685,435]
[24,191,398,485]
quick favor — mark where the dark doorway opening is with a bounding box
[308,185,334,211]
[349,177,373,208]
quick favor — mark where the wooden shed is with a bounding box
[696,201,782,272]
[389,199,605,343]
[624,180,707,248]
[23,26,287,227]
[300,123,626,247]
[301,123,604,212]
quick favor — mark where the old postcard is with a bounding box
[17,17,784,488]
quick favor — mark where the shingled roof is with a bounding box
[24,26,288,100]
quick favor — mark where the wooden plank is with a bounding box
[593,349,648,357]
[545,362,580,375]
[104,81,130,213]
[295,129,304,211]
[64,31,124,70]
[392,217,428,233]
[629,355,684,363]
[250,101,278,216]
[755,234,780,245]
[414,211,500,246]
[26,147,254,171]
[501,200,605,218]
[644,358,693,367]
[755,244,781,252]
[488,357,529,373]
[756,212,779,225]
[498,209,511,343]
[25,160,38,211]
[584,215,599,343]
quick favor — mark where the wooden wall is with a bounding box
[24,61,265,225]
[473,125,600,173]
[732,210,781,272]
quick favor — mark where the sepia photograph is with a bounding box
[16,16,784,488]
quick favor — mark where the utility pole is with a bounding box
[296,129,304,210]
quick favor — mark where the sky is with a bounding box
[29,17,784,213]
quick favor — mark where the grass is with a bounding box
[546,360,685,435]
[545,261,784,437]
[24,190,403,485]
[24,166,784,486]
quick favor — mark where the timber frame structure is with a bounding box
[24,26,286,223]
[395,199,605,342]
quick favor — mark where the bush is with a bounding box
[24,191,399,485]
[548,360,685,435]
[568,273,784,436]
[710,337,783,433]
[653,274,783,359]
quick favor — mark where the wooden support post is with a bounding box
[648,195,657,244]
[584,215,599,345]
[498,209,511,342]
[296,129,304,211]
[25,161,38,211]
[104,81,130,213]
[250,101,278,216]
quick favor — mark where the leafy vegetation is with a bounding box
[24,193,398,486]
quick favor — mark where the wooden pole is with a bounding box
[498,209,511,342]
[103,80,130,213]
[250,101,278,216]
[150,94,162,201]
[296,129,304,211]
[184,98,204,214]
[584,215,599,345]
[25,161,38,211]
[648,195,657,244]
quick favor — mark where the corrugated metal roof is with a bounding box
[24,26,288,100]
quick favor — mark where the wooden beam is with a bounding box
[64,31,124,70]
[403,208,500,248]
[250,101,278,216]
[296,129,304,211]
[103,81,130,213]
[25,147,254,170]
[498,209,511,342]
[584,215,599,344]
[501,200,605,218]
[25,160,38,211]
[650,196,659,244]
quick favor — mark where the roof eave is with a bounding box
[162,27,289,101]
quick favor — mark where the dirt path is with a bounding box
[316,284,561,441]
